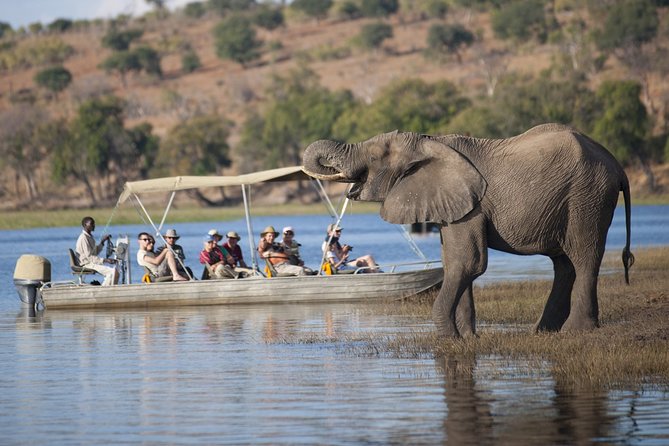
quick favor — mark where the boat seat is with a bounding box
[142,266,173,283]
[68,248,99,284]
[264,259,294,278]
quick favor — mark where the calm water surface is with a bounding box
[1,205,668,444]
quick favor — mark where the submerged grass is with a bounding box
[273,247,669,390]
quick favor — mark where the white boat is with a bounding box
[19,167,443,310]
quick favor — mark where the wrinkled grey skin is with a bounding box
[303,123,633,338]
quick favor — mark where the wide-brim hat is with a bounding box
[164,229,180,239]
[208,228,222,238]
[260,225,279,236]
[203,234,215,242]
[226,231,241,239]
[282,226,294,234]
[327,223,342,233]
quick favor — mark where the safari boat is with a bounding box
[15,167,442,310]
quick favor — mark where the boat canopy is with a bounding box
[118,166,311,203]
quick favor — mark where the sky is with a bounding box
[1,0,193,29]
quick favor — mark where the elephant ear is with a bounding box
[380,140,486,225]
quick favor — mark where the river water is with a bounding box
[1,205,668,444]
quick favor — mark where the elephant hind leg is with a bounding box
[456,284,476,338]
[535,254,575,332]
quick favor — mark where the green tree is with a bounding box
[253,5,284,30]
[47,18,73,33]
[591,80,648,166]
[594,0,658,51]
[357,22,393,51]
[291,0,333,21]
[134,45,162,77]
[99,51,141,87]
[184,2,207,18]
[213,15,262,66]
[0,105,51,200]
[160,114,233,177]
[33,65,72,98]
[127,122,160,180]
[360,0,399,17]
[101,28,143,51]
[52,96,128,202]
[238,66,355,170]
[333,78,470,141]
[208,0,255,16]
[0,21,12,38]
[426,23,474,63]
[181,49,201,73]
[491,0,550,43]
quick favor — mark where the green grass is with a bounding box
[0,202,382,230]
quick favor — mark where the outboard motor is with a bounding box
[13,255,51,308]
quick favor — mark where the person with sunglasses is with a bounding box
[323,224,380,273]
[155,228,191,278]
[199,234,237,279]
[137,232,188,281]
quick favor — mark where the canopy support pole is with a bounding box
[318,188,352,275]
[241,184,259,273]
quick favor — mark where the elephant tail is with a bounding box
[621,175,634,284]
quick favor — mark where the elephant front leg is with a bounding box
[456,284,476,337]
[535,254,575,332]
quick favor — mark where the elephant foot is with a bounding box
[560,315,599,333]
[434,321,461,339]
[533,317,563,333]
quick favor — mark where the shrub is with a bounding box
[360,0,399,17]
[47,18,73,33]
[291,0,333,21]
[213,15,262,66]
[426,23,474,63]
[184,2,207,18]
[491,0,550,43]
[253,5,284,30]
[594,0,658,51]
[357,22,393,50]
[101,28,143,51]
[181,49,201,73]
[34,66,73,97]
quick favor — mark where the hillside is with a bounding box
[1,3,668,209]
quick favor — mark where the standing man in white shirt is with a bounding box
[75,216,119,286]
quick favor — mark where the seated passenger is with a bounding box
[137,232,188,281]
[155,228,191,278]
[257,225,312,276]
[279,226,313,273]
[75,216,119,286]
[223,231,253,274]
[200,234,237,279]
[322,224,380,273]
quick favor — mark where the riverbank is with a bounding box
[0,202,382,230]
[278,246,669,390]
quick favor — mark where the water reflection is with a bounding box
[3,304,668,445]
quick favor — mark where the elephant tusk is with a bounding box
[304,171,349,181]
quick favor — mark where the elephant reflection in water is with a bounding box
[435,356,614,444]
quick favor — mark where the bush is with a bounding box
[208,0,255,16]
[291,0,333,21]
[181,49,201,73]
[101,28,143,51]
[334,1,362,20]
[34,66,72,96]
[253,5,284,30]
[357,22,393,50]
[184,2,207,18]
[360,0,399,17]
[47,18,73,33]
[0,22,11,38]
[134,46,162,77]
[213,15,262,66]
[426,23,474,63]
[0,38,74,71]
[594,0,658,51]
[491,0,550,43]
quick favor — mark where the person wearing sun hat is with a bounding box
[279,226,311,272]
[200,234,237,279]
[223,230,249,269]
[208,228,223,249]
[323,223,380,273]
[257,225,311,276]
[155,228,190,278]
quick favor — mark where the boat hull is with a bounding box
[40,268,443,309]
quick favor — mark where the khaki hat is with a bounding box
[260,225,279,236]
[282,226,294,234]
[226,231,240,239]
[164,228,180,239]
[327,223,342,233]
[208,228,222,238]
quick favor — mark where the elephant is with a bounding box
[302,123,633,338]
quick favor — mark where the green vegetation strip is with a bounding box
[0,202,381,230]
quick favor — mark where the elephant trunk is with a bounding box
[302,140,357,181]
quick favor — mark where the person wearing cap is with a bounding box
[199,234,237,279]
[155,228,190,278]
[223,231,249,269]
[323,224,380,273]
[137,231,188,281]
[258,225,311,276]
[208,229,223,249]
[279,226,310,270]
[75,216,119,286]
